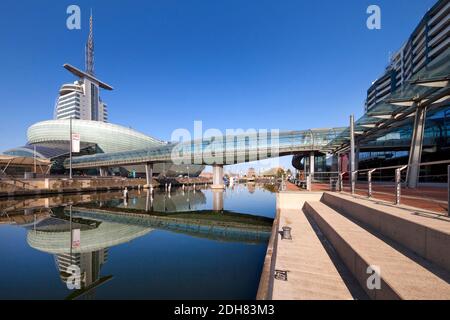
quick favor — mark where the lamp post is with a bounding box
[33,145,37,174]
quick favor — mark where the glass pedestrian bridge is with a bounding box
[67,48,449,171]
[67,128,346,169]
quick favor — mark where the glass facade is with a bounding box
[67,128,346,168]
[27,119,166,154]
[90,83,99,121]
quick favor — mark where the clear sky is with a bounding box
[0,0,437,172]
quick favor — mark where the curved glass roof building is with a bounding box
[28,119,167,154]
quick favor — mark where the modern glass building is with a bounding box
[27,120,167,154]
[355,0,450,181]
[2,13,204,177]
[54,14,111,122]
[365,0,449,112]
[4,119,205,176]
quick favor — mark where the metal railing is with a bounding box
[335,159,450,216]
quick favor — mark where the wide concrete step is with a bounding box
[271,209,355,300]
[321,192,450,273]
[303,201,450,300]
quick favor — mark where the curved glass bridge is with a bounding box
[65,48,449,190]
[66,128,346,169]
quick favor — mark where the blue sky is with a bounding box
[0,0,437,171]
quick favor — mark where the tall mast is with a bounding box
[85,10,94,75]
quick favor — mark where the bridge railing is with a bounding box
[334,160,450,216]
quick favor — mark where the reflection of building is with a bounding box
[2,13,203,177]
[56,249,108,289]
[27,213,153,293]
[114,188,207,212]
[247,168,256,178]
[246,183,256,194]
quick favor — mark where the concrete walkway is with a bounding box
[270,192,356,300]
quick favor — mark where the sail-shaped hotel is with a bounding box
[3,13,204,177]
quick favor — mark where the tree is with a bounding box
[276,168,285,178]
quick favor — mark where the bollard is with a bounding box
[281,226,292,240]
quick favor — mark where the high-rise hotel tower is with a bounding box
[365,0,448,113]
[54,13,112,122]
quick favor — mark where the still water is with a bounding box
[0,183,276,300]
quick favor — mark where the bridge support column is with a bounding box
[350,114,356,193]
[212,188,224,212]
[309,152,315,178]
[211,164,224,189]
[145,189,153,212]
[406,105,427,189]
[99,168,107,177]
[144,163,153,188]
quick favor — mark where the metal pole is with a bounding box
[33,145,36,174]
[395,168,401,205]
[395,166,407,205]
[69,118,73,179]
[448,165,450,216]
[351,171,356,195]
[69,204,73,264]
[350,115,355,195]
[368,169,376,198]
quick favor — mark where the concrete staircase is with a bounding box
[302,192,450,300]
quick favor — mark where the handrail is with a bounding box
[357,159,450,173]
[334,161,449,215]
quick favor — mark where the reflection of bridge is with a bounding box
[69,207,272,244]
[26,203,271,255]
[24,204,271,298]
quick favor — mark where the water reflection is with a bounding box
[0,185,274,299]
